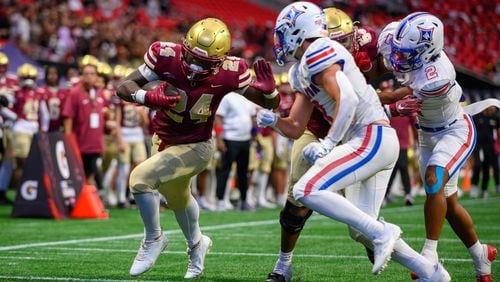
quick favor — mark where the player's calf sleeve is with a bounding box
[280,201,313,234]
[174,196,202,248]
[424,166,445,195]
[133,192,162,241]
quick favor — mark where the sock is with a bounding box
[300,190,383,239]
[102,158,117,191]
[276,193,287,207]
[468,241,483,264]
[392,239,434,278]
[133,192,162,241]
[256,170,269,203]
[116,163,130,203]
[174,196,202,248]
[274,251,293,273]
[421,238,439,263]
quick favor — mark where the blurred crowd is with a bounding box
[0,0,498,82]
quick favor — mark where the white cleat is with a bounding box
[372,220,401,275]
[129,234,168,276]
[184,235,212,279]
[416,263,451,282]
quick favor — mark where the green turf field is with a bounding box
[0,193,498,281]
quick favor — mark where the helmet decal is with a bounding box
[283,6,305,25]
[418,27,434,44]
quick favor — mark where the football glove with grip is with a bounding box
[256,108,279,128]
[250,59,277,97]
[134,82,180,110]
[388,95,422,117]
[354,51,372,72]
[302,138,335,164]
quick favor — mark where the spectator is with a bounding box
[215,91,257,212]
[62,63,106,191]
[470,106,500,198]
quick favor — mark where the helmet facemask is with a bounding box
[181,42,225,81]
[273,23,305,66]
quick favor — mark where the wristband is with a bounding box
[263,89,279,99]
[132,89,147,104]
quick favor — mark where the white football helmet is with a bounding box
[273,1,327,66]
[377,21,400,70]
[390,12,444,73]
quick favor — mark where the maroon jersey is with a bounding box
[278,91,294,118]
[13,88,44,121]
[144,41,252,145]
[357,26,379,61]
[40,86,69,131]
[306,108,329,139]
[61,83,106,154]
[0,74,19,97]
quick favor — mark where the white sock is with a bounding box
[174,196,202,248]
[274,251,293,273]
[256,171,269,203]
[102,158,117,190]
[392,239,434,278]
[133,192,162,241]
[468,241,483,263]
[116,163,130,203]
[276,193,287,207]
[300,190,383,239]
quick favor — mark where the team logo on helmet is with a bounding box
[283,6,304,25]
[417,27,434,44]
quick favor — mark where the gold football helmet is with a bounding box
[182,18,231,80]
[112,64,127,78]
[324,8,357,52]
[17,63,38,78]
[0,52,8,65]
[97,62,112,77]
[80,54,99,67]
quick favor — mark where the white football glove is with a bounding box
[302,138,335,164]
[257,108,278,128]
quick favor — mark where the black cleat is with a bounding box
[266,272,287,282]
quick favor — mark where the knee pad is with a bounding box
[424,166,445,195]
[279,201,313,234]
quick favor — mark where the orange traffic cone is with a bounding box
[70,184,109,219]
[461,167,471,192]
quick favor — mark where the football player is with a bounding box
[382,12,497,281]
[116,17,279,279]
[263,5,426,282]
[11,64,49,188]
[0,52,18,205]
[40,66,69,132]
[259,2,450,281]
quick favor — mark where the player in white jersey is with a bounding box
[258,2,450,280]
[379,12,497,281]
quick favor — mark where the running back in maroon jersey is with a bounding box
[144,41,252,145]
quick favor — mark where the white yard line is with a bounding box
[0,219,277,251]
[0,197,498,252]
